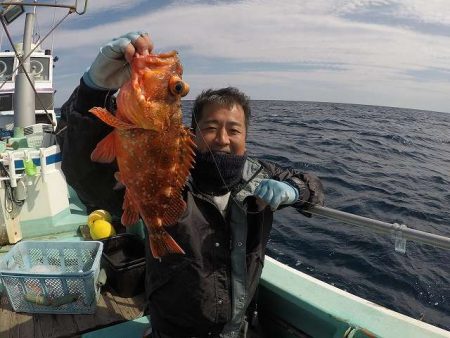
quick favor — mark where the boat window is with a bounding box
[35,92,54,110]
[0,57,14,82]
[30,57,50,81]
[0,93,13,111]
[36,113,54,124]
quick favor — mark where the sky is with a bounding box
[2,0,450,113]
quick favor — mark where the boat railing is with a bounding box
[308,205,450,252]
[0,145,56,184]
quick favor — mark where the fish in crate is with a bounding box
[89,50,195,259]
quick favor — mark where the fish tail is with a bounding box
[149,227,185,259]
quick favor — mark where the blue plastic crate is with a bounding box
[0,240,103,314]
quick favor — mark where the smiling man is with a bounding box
[57,32,325,338]
[190,89,249,196]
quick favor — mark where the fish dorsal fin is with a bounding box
[160,127,196,225]
[89,107,136,130]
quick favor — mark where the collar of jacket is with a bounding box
[186,157,269,202]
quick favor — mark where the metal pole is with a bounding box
[308,205,450,251]
[14,12,35,131]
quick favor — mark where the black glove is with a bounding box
[300,173,325,217]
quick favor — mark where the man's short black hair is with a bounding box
[191,87,251,132]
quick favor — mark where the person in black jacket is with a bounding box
[57,32,325,338]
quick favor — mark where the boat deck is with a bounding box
[0,186,147,338]
[0,290,146,338]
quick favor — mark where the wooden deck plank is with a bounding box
[0,290,146,338]
[34,313,78,338]
[0,308,11,338]
[72,292,124,333]
[33,315,45,338]
[0,301,35,338]
[13,312,35,338]
[110,292,145,320]
[0,295,9,338]
[0,293,34,338]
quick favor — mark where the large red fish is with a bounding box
[89,51,195,258]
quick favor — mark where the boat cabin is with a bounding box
[0,44,56,130]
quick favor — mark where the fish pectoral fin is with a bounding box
[91,131,117,163]
[121,189,140,226]
[89,107,136,130]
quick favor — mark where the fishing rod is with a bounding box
[307,205,450,253]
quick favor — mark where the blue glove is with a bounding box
[83,31,149,90]
[254,179,299,210]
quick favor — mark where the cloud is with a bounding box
[80,0,148,13]
[51,1,450,67]
[336,0,450,38]
[3,0,450,112]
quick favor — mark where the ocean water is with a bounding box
[182,100,450,331]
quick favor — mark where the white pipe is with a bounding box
[39,148,47,182]
[309,205,450,251]
[7,151,17,187]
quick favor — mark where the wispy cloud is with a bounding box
[2,0,450,112]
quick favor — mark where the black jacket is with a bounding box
[57,79,322,336]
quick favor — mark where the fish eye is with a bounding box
[174,82,184,93]
[169,76,190,97]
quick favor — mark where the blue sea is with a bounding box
[182,100,450,331]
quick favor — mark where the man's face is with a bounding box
[194,103,247,156]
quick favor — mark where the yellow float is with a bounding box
[87,210,115,240]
